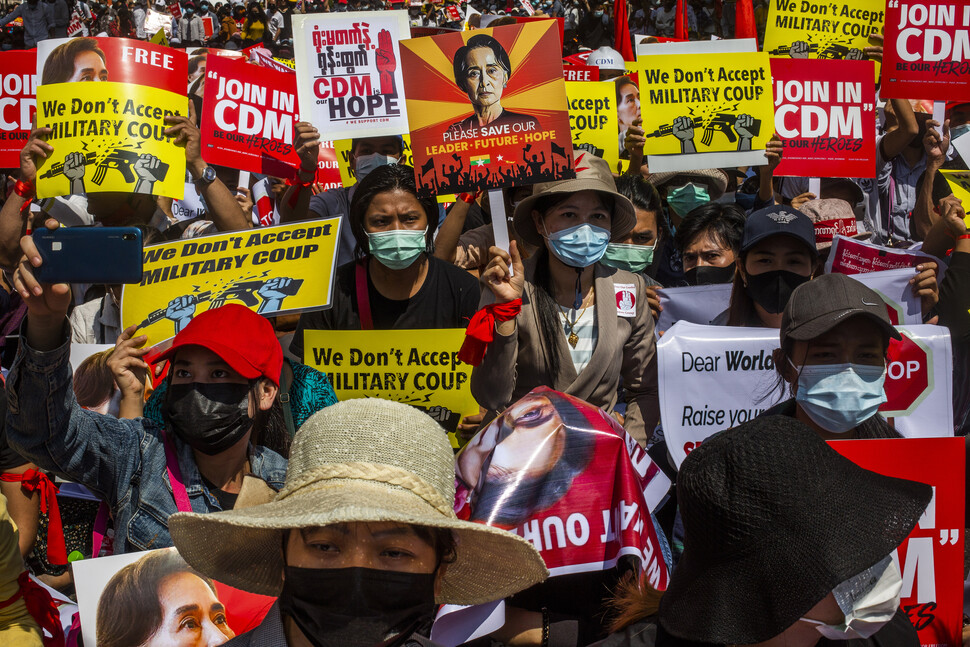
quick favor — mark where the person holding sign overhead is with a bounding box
[290,164,480,360]
[5,231,291,553]
[469,151,659,444]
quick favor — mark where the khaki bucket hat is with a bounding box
[169,399,549,605]
[512,150,637,247]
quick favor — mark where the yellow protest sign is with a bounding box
[121,219,341,347]
[636,52,774,170]
[149,28,169,46]
[565,81,619,173]
[304,328,478,447]
[940,170,970,228]
[36,83,186,200]
[763,0,884,81]
[334,135,454,203]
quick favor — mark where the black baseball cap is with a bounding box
[781,273,902,347]
[741,205,818,256]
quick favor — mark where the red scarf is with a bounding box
[457,299,522,366]
[0,470,66,565]
[0,573,65,647]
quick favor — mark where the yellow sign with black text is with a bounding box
[636,52,774,157]
[121,219,341,347]
[565,81,619,174]
[36,82,186,200]
[304,328,478,446]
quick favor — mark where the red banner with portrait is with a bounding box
[829,438,965,647]
[455,387,671,588]
[400,22,575,197]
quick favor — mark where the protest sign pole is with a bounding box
[808,177,820,198]
[933,101,946,128]
[237,170,250,195]
[488,189,512,276]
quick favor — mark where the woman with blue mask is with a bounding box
[470,151,660,444]
[291,165,480,359]
[764,273,902,440]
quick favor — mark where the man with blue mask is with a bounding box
[278,123,405,267]
[765,272,905,440]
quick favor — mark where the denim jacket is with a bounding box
[5,325,288,553]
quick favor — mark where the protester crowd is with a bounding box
[0,0,967,646]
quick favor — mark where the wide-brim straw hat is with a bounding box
[658,416,931,645]
[646,168,729,200]
[170,399,549,605]
[512,151,636,247]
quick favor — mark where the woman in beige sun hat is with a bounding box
[169,398,548,647]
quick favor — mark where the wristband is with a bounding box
[457,298,523,366]
[458,192,476,204]
[958,233,970,240]
[14,179,34,200]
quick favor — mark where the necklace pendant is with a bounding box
[567,332,579,348]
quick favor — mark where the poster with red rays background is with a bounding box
[400,22,574,197]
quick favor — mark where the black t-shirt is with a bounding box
[200,474,239,510]
[291,256,481,360]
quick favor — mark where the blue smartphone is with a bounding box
[33,227,143,284]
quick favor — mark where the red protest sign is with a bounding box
[771,58,876,178]
[829,438,965,647]
[400,22,575,196]
[316,142,342,190]
[825,235,945,275]
[168,1,182,20]
[881,330,931,415]
[0,51,37,168]
[201,16,214,39]
[455,388,671,587]
[445,4,461,21]
[881,0,970,101]
[201,55,300,177]
[563,64,599,82]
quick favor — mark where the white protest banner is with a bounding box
[292,11,411,140]
[658,322,953,468]
[654,268,919,333]
[656,283,732,333]
[145,9,173,38]
[852,268,923,326]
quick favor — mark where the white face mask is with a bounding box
[800,557,903,640]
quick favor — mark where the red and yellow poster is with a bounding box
[34,38,187,200]
[881,0,970,101]
[0,51,36,168]
[202,55,300,178]
[400,22,575,196]
[771,58,876,178]
[831,438,965,647]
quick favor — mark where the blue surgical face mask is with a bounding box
[600,242,654,273]
[366,227,427,270]
[950,123,970,140]
[794,361,887,433]
[355,152,398,183]
[666,182,710,218]
[544,223,611,268]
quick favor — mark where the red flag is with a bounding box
[674,0,687,40]
[613,0,634,61]
[734,0,757,46]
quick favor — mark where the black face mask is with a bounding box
[279,566,437,647]
[683,263,735,286]
[745,269,810,314]
[162,382,254,455]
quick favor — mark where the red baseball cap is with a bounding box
[156,304,283,387]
